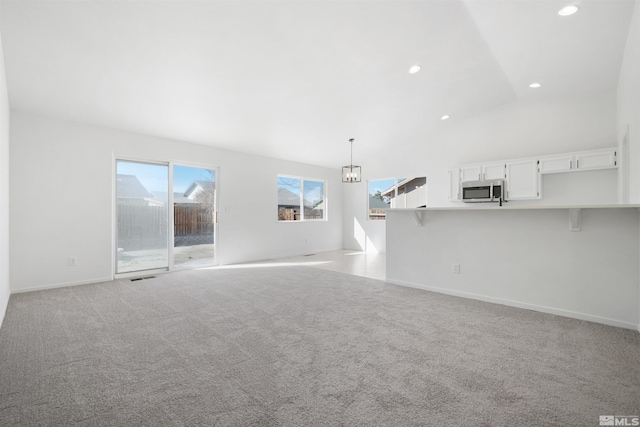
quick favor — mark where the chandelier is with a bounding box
[342,138,361,183]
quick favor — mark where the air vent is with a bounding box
[130,276,156,282]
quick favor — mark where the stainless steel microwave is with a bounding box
[461,179,505,203]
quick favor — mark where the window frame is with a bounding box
[277,174,327,222]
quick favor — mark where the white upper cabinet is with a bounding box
[539,148,616,174]
[461,163,506,181]
[482,163,506,180]
[448,169,461,201]
[505,159,540,200]
[575,149,617,171]
[538,154,574,174]
[460,166,482,182]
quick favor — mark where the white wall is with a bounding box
[342,181,387,253]
[343,91,618,252]
[618,0,640,203]
[10,112,343,292]
[386,207,640,330]
[0,11,10,326]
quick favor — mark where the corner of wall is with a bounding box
[0,9,10,329]
[617,0,640,204]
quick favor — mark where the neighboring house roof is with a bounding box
[278,188,313,208]
[369,195,390,209]
[116,174,152,199]
[184,181,215,199]
[381,177,424,197]
[174,192,198,204]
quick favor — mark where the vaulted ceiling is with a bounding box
[0,0,635,169]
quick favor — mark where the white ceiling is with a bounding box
[0,0,635,169]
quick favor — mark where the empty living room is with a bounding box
[0,0,639,426]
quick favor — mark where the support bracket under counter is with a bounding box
[569,208,581,232]
[414,210,424,227]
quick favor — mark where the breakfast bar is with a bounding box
[385,205,640,331]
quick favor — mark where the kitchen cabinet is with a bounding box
[539,148,616,174]
[505,158,540,200]
[448,169,461,201]
[575,149,616,171]
[460,163,505,182]
[539,154,574,174]
[482,163,506,180]
[460,165,482,182]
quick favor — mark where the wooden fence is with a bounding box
[368,209,386,220]
[174,204,214,236]
[278,207,324,221]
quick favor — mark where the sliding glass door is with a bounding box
[172,165,216,268]
[115,160,169,274]
[115,159,217,275]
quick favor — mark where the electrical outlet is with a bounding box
[452,263,460,274]
[68,256,77,267]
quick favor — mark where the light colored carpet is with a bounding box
[0,265,638,426]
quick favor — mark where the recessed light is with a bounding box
[441,115,450,121]
[529,82,542,88]
[409,65,421,74]
[558,5,579,16]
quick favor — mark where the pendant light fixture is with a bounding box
[342,138,361,183]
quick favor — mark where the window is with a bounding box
[368,177,426,220]
[368,179,392,220]
[277,175,325,221]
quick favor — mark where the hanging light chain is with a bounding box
[350,138,354,167]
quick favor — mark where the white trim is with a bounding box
[111,152,116,279]
[168,163,175,270]
[385,278,640,331]
[11,276,114,294]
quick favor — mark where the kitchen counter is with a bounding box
[388,203,640,211]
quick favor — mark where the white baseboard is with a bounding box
[11,276,114,294]
[386,278,640,332]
